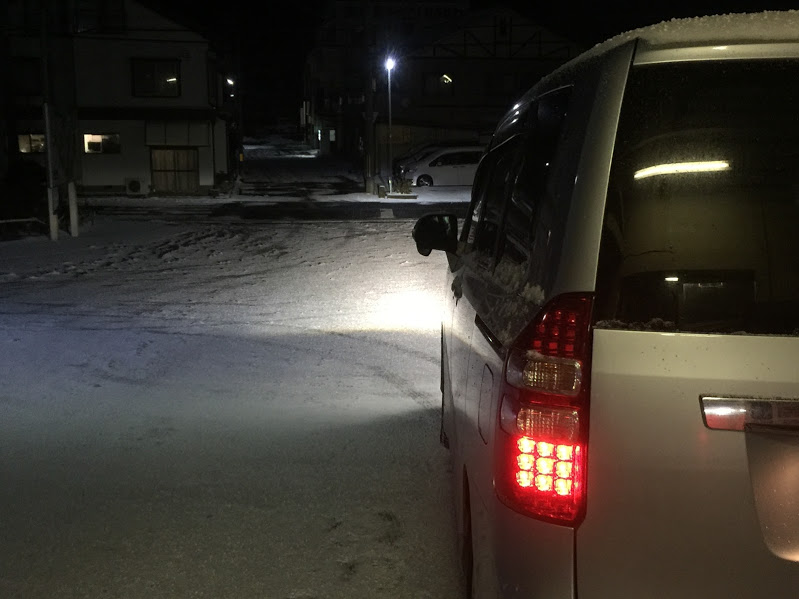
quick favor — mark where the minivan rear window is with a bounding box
[595,60,799,335]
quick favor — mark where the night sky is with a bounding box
[143,0,797,127]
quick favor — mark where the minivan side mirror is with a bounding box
[412,213,458,256]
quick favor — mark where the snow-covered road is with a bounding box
[0,217,463,598]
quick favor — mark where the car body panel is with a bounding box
[467,314,578,599]
[578,330,799,598]
[549,41,635,298]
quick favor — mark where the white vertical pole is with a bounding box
[44,102,59,240]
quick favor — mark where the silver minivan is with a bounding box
[413,12,799,598]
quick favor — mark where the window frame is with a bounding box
[131,58,181,98]
[461,86,574,285]
[83,133,121,154]
[18,133,46,154]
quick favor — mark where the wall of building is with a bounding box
[73,38,209,110]
[77,119,148,188]
[213,118,229,179]
[78,118,217,190]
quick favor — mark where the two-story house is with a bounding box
[4,0,237,207]
[73,0,237,196]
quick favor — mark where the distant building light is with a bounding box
[665,276,680,282]
[227,78,235,85]
[440,74,453,84]
[230,93,235,98]
[18,133,46,153]
[166,77,177,83]
[83,133,121,154]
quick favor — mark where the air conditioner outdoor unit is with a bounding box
[125,177,147,197]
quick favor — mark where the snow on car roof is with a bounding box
[596,10,799,53]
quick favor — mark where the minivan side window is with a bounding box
[463,87,573,345]
[469,138,523,264]
[495,87,573,295]
[596,60,799,335]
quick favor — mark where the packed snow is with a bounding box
[0,215,464,598]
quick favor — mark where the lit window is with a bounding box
[18,133,45,153]
[83,134,121,154]
[423,73,455,97]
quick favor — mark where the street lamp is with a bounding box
[385,57,395,193]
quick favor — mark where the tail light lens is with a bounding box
[495,293,594,525]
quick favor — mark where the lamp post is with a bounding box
[385,57,395,193]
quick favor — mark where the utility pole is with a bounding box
[41,0,59,240]
[41,0,78,238]
[362,0,375,194]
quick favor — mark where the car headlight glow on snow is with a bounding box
[366,289,442,332]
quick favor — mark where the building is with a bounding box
[303,1,582,181]
[387,8,582,134]
[72,0,238,196]
[3,0,238,218]
[303,0,469,180]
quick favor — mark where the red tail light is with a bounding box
[495,293,594,525]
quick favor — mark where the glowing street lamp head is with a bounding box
[385,57,395,72]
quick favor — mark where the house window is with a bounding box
[83,134,121,153]
[131,59,180,97]
[423,73,454,97]
[18,134,46,153]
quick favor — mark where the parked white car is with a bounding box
[393,139,477,178]
[403,146,485,186]
[413,11,799,599]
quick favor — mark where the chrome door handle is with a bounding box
[701,396,799,432]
